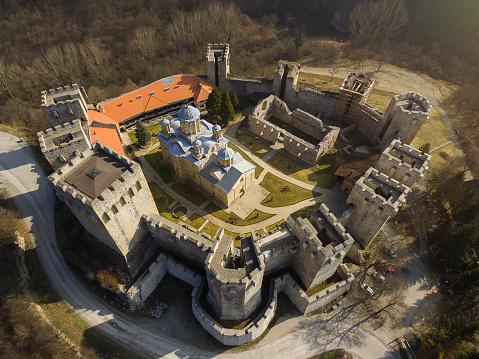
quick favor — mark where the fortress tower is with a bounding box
[374,92,431,150]
[292,205,354,289]
[48,142,159,276]
[206,44,230,91]
[376,139,431,187]
[272,61,300,104]
[205,230,264,321]
[37,119,92,170]
[342,167,410,248]
[41,84,89,126]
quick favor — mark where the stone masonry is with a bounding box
[206,44,230,91]
[41,84,89,126]
[37,119,92,170]
[48,142,159,277]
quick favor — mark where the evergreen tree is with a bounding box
[135,120,151,147]
[231,91,239,110]
[220,90,235,122]
[206,88,222,116]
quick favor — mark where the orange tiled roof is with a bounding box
[98,75,212,124]
[87,110,125,156]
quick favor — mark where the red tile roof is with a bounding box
[334,152,380,181]
[98,75,212,124]
[87,110,125,155]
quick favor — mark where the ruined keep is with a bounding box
[41,84,89,127]
[206,44,230,91]
[248,95,339,166]
[37,119,91,170]
[48,142,159,277]
[342,167,409,248]
[376,139,431,187]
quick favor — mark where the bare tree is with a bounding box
[79,39,111,87]
[349,0,409,50]
[133,27,161,66]
[329,67,340,82]
[0,60,15,99]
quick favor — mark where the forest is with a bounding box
[0,0,479,358]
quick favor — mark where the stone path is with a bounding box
[430,140,452,153]
[134,131,346,234]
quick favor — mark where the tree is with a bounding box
[133,26,161,66]
[207,88,222,116]
[419,142,431,153]
[135,120,151,147]
[349,0,408,50]
[220,90,235,122]
[231,91,239,110]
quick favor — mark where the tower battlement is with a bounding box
[41,83,89,126]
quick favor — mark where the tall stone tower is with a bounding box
[272,61,300,103]
[374,92,431,151]
[342,167,409,249]
[206,44,230,91]
[48,142,159,276]
[41,84,89,126]
[37,119,92,171]
[205,230,264,321]
[331,73,376,125]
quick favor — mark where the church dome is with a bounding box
[213,124,221,132]
[193,140,202,147]
[161,118,170,126]
[217,147,235,161]
[178,105,200,121]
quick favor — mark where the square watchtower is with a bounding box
[206,44,230,90]
[41,84,89,127]
[48,142,159,276]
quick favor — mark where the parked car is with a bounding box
[361,283,374,296]
[372,272,386,282]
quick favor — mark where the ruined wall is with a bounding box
[226,78,273,97]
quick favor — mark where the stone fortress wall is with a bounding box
[248,95,339,166]
[41,84,89,127]
[49,142,159,277]
[37,119,92,170]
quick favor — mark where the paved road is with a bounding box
[0,130,400,358]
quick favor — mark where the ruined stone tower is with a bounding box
[37,119,92,171]
[48,142,159,276]
[342,167,409,249]
[376,139,431,187]
[206,44,230,91]
[272,61,300,104]
[205,230,264,321]
[41,84,89,126]
[374,92,431,151]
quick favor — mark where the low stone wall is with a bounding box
[286,87,338,120]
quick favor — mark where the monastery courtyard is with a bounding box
[124,116,348,241]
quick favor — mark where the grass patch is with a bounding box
[260,173,317,207]
[171,182,207,206]
[184,213,206,229]
[235,131,271,158]
[266,220,286,233]
[205,203,274,226]
[225,230,242,248]
[266,115,320,145]
[128,123,163,146]
[144,146,172,184]
[297,73,343,92]
[308,349,353,359]
[367,88,396,113]
[413,106,450,150]
[228,142,264,179]
[290,203,321,221]
[267,152,336,188]
[428,143,457,169]
[201,222,219,238]
[148,182,178,223]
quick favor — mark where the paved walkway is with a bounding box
[134,130,346,234]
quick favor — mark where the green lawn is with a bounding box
[290,203,321,222]
[235,131,271,158]
[184,213,206,229]
[266,219,286,232]
[144,146,172,184]
[148,182,179,223]
[171,182,207,206]
[267,152,336,188]
[228,142,264,179]
[205,203,274,226]
[367,88,396,113]
[297,73,344,92]
[128,123,163,146]
[266,115,320,145]
[201,222,219,239]
[260,173,318,207]
[224,230,242,248]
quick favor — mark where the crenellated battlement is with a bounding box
[206,43,230,61]
[357,167,410,206]
[392,92,431,114]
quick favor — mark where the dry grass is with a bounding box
[260,172,318,207]
[235,131,271,158]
